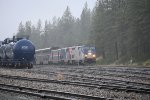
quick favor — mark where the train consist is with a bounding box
[35,45,96,65]
[0,37,35,68]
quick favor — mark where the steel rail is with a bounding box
[0,74,150,94]
[25,68,150,81]
[0,83,110,100]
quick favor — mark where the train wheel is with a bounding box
[15,64,19,69]
[28,64,33,69]
[12,64,15,68]
[48,61,50,65]
[72,60,75,65]
[61,61,64,65]
[67,60,71,65]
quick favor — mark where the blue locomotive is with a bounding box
[82,46,96,63]
[0,37,35,68]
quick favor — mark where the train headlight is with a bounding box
[88,52,92,55]
[93,55,96,57]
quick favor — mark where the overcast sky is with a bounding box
[0,0,96,41]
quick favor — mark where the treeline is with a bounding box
[90,0,150,64]
[17,3,91,49]
[16,0,150,64]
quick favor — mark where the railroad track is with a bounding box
[86,67,150,76]
[29,66,150,80]
[60,71,150,82]
[0,74,150,94]
[63,73,150,86]
[23,70,150,86]
[24,67,150,83]
[96,69,150,76]
[0,83,110,100]
[42,65,150,75]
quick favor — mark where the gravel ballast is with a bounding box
[0,65,150,100]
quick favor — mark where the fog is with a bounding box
[0,0,96,41]
[1,0,150,65]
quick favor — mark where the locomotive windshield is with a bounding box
[82,46,96,54]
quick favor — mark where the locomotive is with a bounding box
[0,36,35,68]
[35,45,96,65]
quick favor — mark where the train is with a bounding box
[35,45,96,65]
[0,37,35,68]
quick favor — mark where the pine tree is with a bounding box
[16,22,25,38]
[80,2,91,44]
[25,21,31,39]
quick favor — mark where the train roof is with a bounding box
[35,47,59,52]
[35,45,95,52]
[36,48,51,52]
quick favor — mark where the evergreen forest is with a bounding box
[16,0,150,64]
